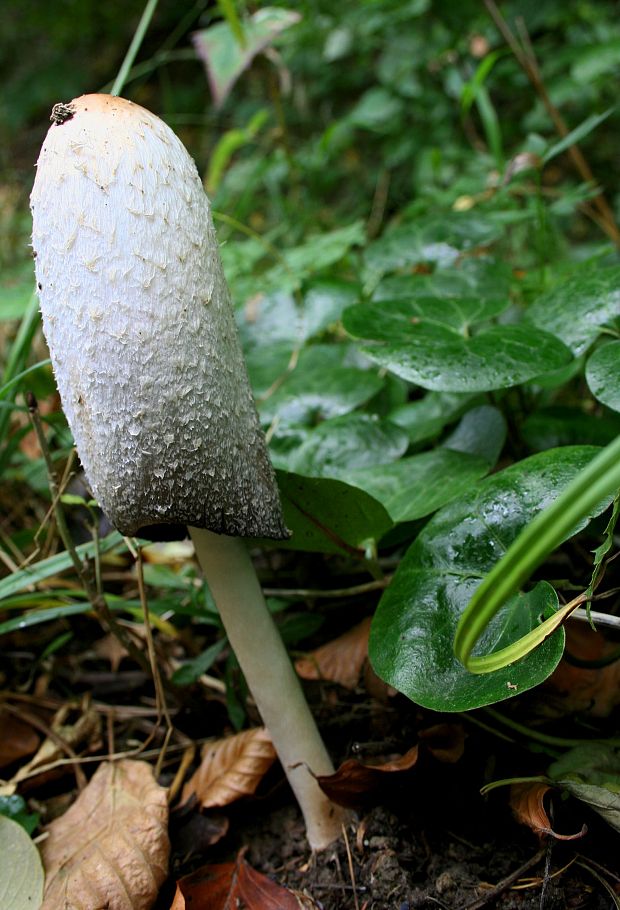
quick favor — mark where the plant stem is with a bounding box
[190,526,346,850]
[111,0,160,97]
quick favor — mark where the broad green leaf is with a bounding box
[442,405,507,467]
[0,815,44,910]
[572,41,620,83]
[260,222,365,294]
[258,345,383,425]
[344,297,572,392]
[274,470,392,554]
[529,266,620,355]
[369,447,606,712]
[348,87,404,131]
[389,391,480,445]
[347,448,489,523]
[549,744,620,832]
[586,340,620,412]
[373,258,512,302]
[0,531,125,601]
[193,8,301,109]
[301,280,360,339]
[285,413,409,476]
[364,215,505,281]
[522,406,620,451]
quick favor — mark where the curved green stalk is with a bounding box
[454,436,620,673]
[111,0,160,97]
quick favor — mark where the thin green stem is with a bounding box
[111,0,160,97]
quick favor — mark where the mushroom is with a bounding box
[30,94,345,850]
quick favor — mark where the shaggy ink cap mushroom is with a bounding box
[31,94,288,542]
[31,94,346,852]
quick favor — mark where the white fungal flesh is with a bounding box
[31,95,287,539]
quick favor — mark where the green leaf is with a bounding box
[343,297,572,392]
[369,447,605,712]
[542,109,614,165]
[586,340,620,412]
[0,531,125,601]
[549,744,620,832]
[0,796,39,837]
[372,258,512,303]
[0,263,35,322]
[389,391,480,445]
[364,216,505,281]
[522,406,620,451]
[258,345,383,425]
[347,448,489,523]
[0,815,44,910]
[193,7,301,109]
[442,405,507,467]
[274,470,393,554]
[285,413,409,477]
[171,639,226,686]
[262,222,365,294]
[529,266,620,355]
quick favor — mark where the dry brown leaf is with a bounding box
[544,623,620,717]
[316,745,420,808]
[418,723,466,763]
[295,617,372,690]
[170,851,302,910]
[12,699,101,786]
[93,632,130,672]
[180,727,276,809]
[510,782,586,841]
[0,710,40,769]
[41,759,170,910]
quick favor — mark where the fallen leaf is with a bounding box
[170,802,230,859]
[295,617,372,690]
[0,711,40,770]
[418,723,466,763]
[170,851,301,910]
[544,622,620,717]
[510,781,586,841]
[181,727,276,809]
[316,745,420,808]
[12,699,101,786]
[41,759,170,910]
[0,815,44,910]
[93,632,129,672]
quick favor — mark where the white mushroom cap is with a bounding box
[31,94,288,540]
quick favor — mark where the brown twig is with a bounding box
[484,0,620,247]
[458,847,546,910]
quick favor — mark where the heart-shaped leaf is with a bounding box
[343,297,571,392]
[586,340,620,412]
[0,816,44,910]
[347,448,490,523]
[529,266,620,355]
[369,447,608,712]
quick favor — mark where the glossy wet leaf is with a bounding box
[275,470,393,554]
[258,345,383,425]
[442,405,507,467]
[369,447,607,712]
[0,815,44,910]
[347,448,490,523]
[285,413,409,476]
[343,297,571,392]
[0,796,39,837]
[389,391,480,445]
[529,266,620,355]
[586,340,620,412]
[363,215,505,280]
[170,853,301,910]
[522,406,620,451]
[372,258,512,302]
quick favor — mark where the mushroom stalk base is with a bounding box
[189,527,346,851]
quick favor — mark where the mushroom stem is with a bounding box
[189,526,347,850]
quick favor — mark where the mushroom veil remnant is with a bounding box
[31,94,345,850]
